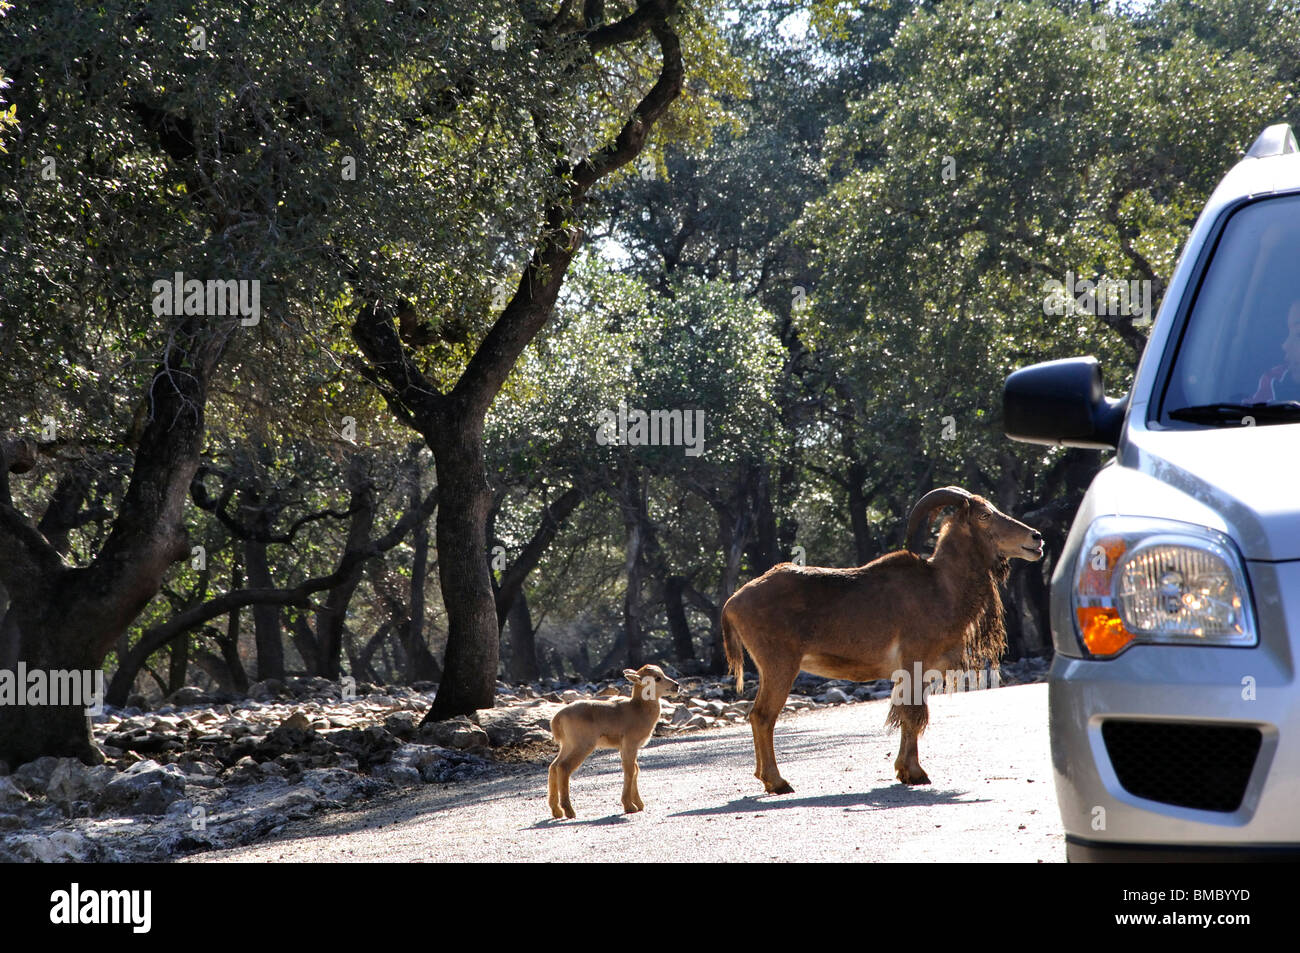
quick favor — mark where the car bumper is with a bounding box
[1064,835,1300,862]
[1049,560,1300,856]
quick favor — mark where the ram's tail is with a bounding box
[722,603,746,693]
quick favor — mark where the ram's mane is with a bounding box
[961,555,1009,668]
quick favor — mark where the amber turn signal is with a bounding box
[1077,606,1134,657]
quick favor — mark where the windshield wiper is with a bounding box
[1167,401,1300,425]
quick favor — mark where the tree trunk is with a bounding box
[664,575,695,662]
[775,459,800,561]
[244,537,285,681]
[166,633,189,695]
[621,468,647,670]
[596,629,629,677]
[220,561,250,693]
[681,581,719,673]
[505,588,540,683]
[0,318,221,765]
[746,467,780,574]
[422,422,499,721]
[712,501,749,673]
[289,613,320,677]
[846,460,874,565]
[314,454,376,679]
[357,623,390,683]
[192,646,239,694]
[403,452,441,682]
[0,603,105,763]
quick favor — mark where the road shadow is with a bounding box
[642,719,876,767]
[529,813,633,830]
[669,784,987,818]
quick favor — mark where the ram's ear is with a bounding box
[623,669,639,682]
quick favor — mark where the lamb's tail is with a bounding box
[722,603,745,693]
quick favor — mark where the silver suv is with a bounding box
[1003,123,1300,861]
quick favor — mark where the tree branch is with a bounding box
[450,1,684,423]
[105,483,438,704]
[493,485,587,624]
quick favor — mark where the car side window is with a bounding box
[1162,194,1300,417]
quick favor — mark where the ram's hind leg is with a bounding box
[749,658,800,795]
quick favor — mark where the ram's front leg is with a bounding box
[887,700,931,785]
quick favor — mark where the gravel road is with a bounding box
[188,682,1062,862]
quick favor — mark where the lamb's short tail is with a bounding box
[722,604,745,693]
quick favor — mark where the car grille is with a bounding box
[1101,720,1262,813]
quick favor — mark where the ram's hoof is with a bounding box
[896,767,931,785]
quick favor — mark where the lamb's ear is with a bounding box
[623,669,639,682]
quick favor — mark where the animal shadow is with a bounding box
[530,813,634,830]
[670,785,985,818]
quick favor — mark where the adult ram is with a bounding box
[722,486,1043,791]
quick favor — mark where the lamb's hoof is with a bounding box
[623,804,643,814]
[550,807,563,819]
[766,779,795,795]
[896,767,931,785]
[562,806,576,819]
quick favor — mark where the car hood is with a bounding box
[1113,424,1300,561]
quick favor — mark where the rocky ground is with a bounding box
[0,657,1049,862]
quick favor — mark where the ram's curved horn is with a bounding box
[905,486,972,554]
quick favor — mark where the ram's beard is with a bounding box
[961,557,1009,670]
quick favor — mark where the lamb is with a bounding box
[547,664,679,819]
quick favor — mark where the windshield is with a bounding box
[1161,193,1300,424]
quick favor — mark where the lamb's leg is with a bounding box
[548,721,566,818]
[890,701,931,785]
[620,743,644,813]
[750,659,800,794]
[548,758,563,818]
[551,741,595,818]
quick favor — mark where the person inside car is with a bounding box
[1250,300,1300,402]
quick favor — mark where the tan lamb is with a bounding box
[547,664,679,819]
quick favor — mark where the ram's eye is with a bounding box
[979,512,990,522]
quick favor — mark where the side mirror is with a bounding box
[1003,356,1127,449]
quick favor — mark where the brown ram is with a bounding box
[722,486,1043,791]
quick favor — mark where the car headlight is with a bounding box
[1072,517,1257,657]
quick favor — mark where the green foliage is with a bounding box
[6,0,1300,683]
[489,252,784,485]
[791,0,1292,556]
